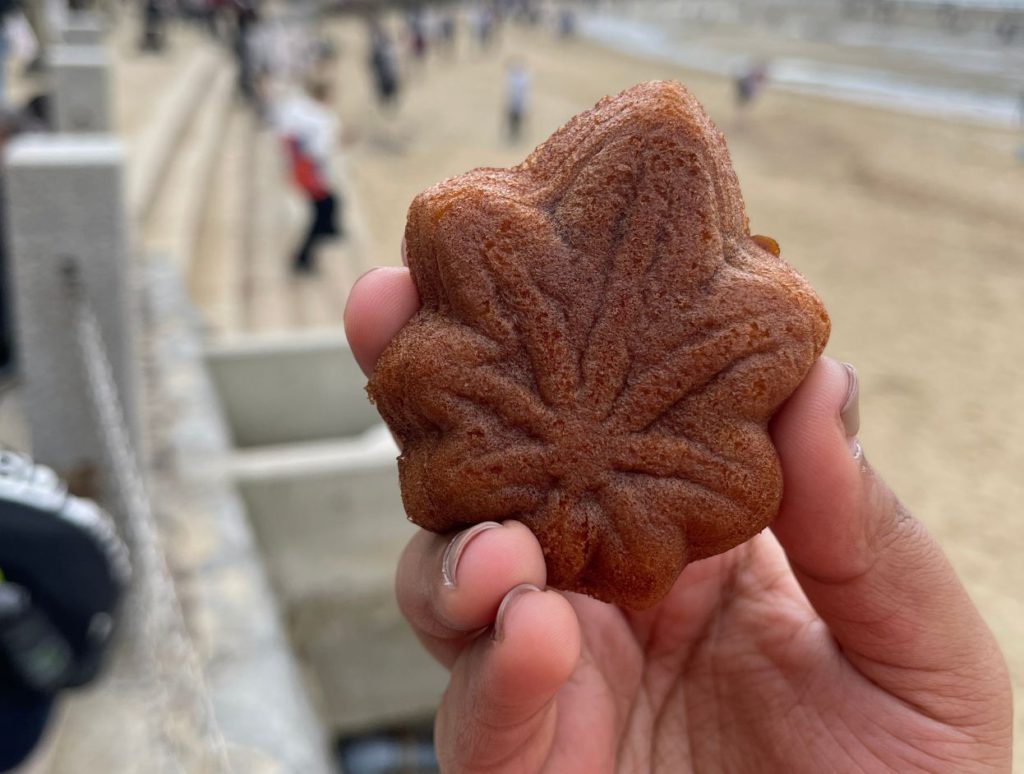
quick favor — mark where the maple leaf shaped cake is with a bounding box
[368,81,830,609]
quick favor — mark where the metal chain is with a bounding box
[63,264,233,772]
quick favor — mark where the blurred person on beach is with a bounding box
[407,8,427,62]
[438,12,456,56]
[199,0,223,39]
[278,80,343,274]
[368,19,400,110]
[523,0,541,27]
[505,58,529,142]
[557,7,576,38]
[17,0,47,74]
[139,0,167,51]
[344,273,1013,774]
[259,11,319,100]
[2,7,37,88]
[734,59,769,128]
[472,3,494,50]
[233,0,262,110]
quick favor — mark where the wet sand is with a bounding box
[329,17,1024,761]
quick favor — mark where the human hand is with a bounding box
[345,267,1012,773]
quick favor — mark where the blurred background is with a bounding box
[0,0,1021,771]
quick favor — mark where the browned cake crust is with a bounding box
[368,81,830,609]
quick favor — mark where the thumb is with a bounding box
[435,585,580,773]
[770,358,1010,737]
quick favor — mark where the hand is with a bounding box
[345,267,1012,773]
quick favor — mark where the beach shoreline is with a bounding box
[579,2,1024,128]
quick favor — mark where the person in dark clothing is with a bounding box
[438,13,456,56]
[369,20,400,108]
[734,61,769,112]
[505,59,529,142]
[234,0,260,107]
[140,0,165,51]
[292,179,338,273]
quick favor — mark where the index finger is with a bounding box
[344,266,420,376]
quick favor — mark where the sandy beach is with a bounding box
[326,14,1024,762]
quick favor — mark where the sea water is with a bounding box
[580,3,1024,127]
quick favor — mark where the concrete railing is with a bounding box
[4,135,137,479]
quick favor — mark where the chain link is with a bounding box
[63,264,233,772]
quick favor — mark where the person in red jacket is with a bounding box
[280,80,342,274]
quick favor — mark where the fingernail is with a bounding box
[441,522,502,587]
[840,362,860,439]
[353,266,384,287]
[492,583,543,643]
[357,266,407,283]
[401,236,409,266]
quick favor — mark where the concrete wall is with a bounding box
[233,428,448,733]
[206,333,379,448]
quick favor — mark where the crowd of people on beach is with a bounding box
[25,0,577,275]
[216,0,581,274]
[0,0,783,278]
[357,0,575,121]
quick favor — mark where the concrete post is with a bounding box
[61,11,105,45]
[50,45,112,133]
[3,135,136,482]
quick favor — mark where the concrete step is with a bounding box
[243,128,293,333]
[140,255,334,773]
[189,107,252,336]
[126,46,222,222]
[141,61,235,276]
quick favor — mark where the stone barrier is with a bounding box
[50,45,112,133]
[4,135,136,480]
[61,11,104,45]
